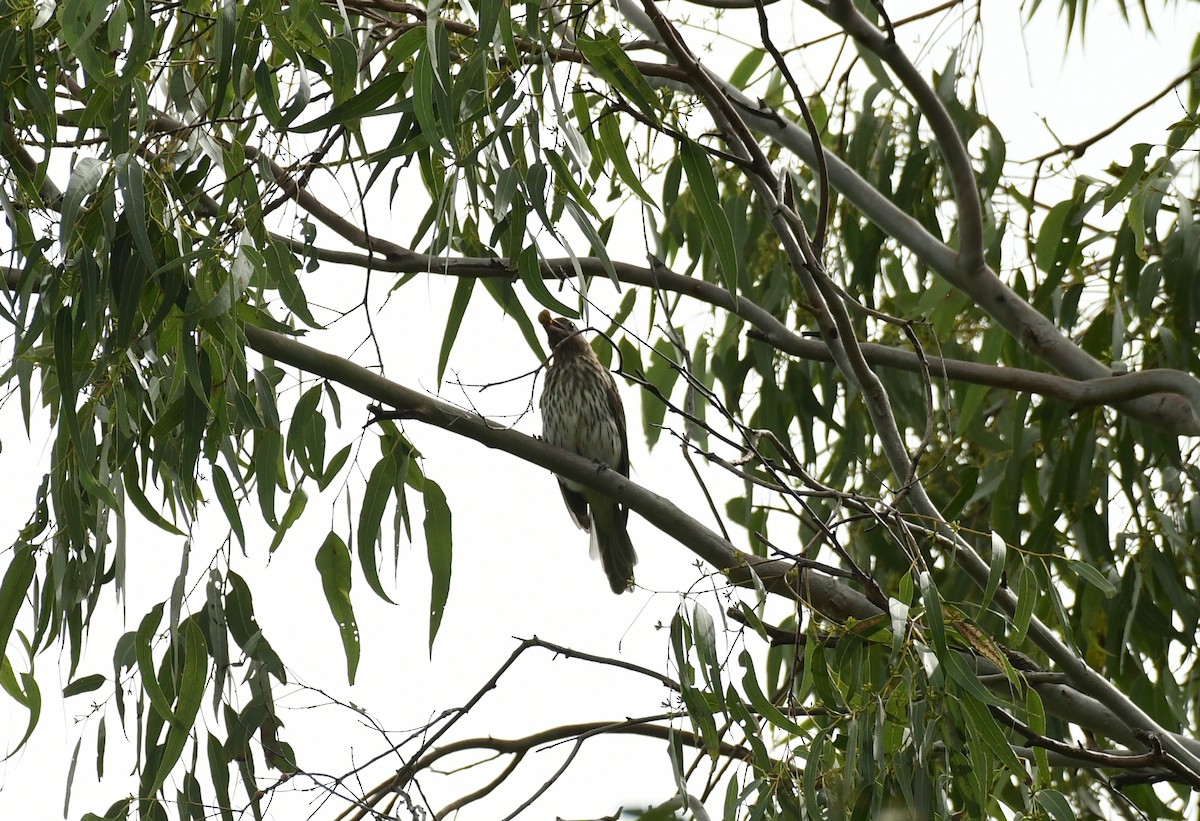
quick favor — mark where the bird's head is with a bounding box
[538,310,587,352]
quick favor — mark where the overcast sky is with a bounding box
[2,2,1199,818]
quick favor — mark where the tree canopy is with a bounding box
[2,0,1200,818]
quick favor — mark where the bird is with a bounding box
[538,310,637,594]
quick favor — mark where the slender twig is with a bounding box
[521,636,683,692]
[1026,54,1200,163]
[752,0,831,252]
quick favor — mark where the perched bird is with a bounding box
[538,310,637,594]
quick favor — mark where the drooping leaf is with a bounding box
[423,480,453,652]
[680,140,741,294]
[315,532,360,684]
[437,278,475,388]
[357,451,397,604]
[0,544,36,658]
[576,34,660,120]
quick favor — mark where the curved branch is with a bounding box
[243,323,881,623]
[680,0,782,8]
[825,0,985,276]
[610,0,1200,435]
[9,243,1198,434]
[607,2,1200,777]
[271,243,1200,434]
[520,636,682,691]
[243,322,1200,765]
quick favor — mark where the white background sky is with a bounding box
[2,2,1199,818]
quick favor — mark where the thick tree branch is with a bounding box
[242,322,1200,765]
[242,323,880,623]
[34,106,1200,436]
[607,2,1200,776]
[825,0,986,277]
[610,0,1200,435]
[267,244,1200,434]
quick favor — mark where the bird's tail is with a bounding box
[592,506,637,594]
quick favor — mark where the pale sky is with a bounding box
[2,2,1198,818]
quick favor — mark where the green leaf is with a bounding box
[315,532,360,684]
[123,472,185,536]
[53,308,84,460]
[423,480,453,651]
[357,454,397,603]
[564,200,618,285]
[958,694,1024,776]
[1190,32,1200,113]
[481,275,547,360]
[59,157,107,254]
[286,384,324,477]
[0,544,36,659]
[544,148,599,219]
[739,650,805,735]
[150,618,208,793]
[265,240,320,328]
[681,140,741,293]
[329,34,359,105]
[729,49,765,89]
[115,153,156,270]
[254,60,285,128]
[253,427,282,527]
[135,603,181,728]
[1103,143,1151,214]
[320,443,353,491]
[516,246,578,318]
[693,603,723,708]
[411,45,447,156]
[211,465,245,549]
[292,67,410,134]
[1066,558,1116,597]
[268,485,309,553]
[1034,199,1073,276]
[597,114,654,206]
[1035,789,1076,821]
[0,657,25,706]
[1026,687,1051,784]
[980,531,1006,616]
[642,336,681,447]
[918,572,947,655]
[575,34,660,120]
[63,673,105,697]
[680,680,720,760]
[64,737,81,818]
[1012,564,1036,645]
[253,369,281,431]
[437,278,474,388]
[7,672,41,756]
[478,0,503,45]
[943,649,1003,708]
[210,0,240,117]
[224,573,285,679]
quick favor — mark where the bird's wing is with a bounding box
[558,481,591,531]
[606,371,630,528]
[606,371,630,478]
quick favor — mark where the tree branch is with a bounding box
[825,0,986,277]
[243,323,881,623]
[264,244,1200,434]
[610,0,1200,435]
